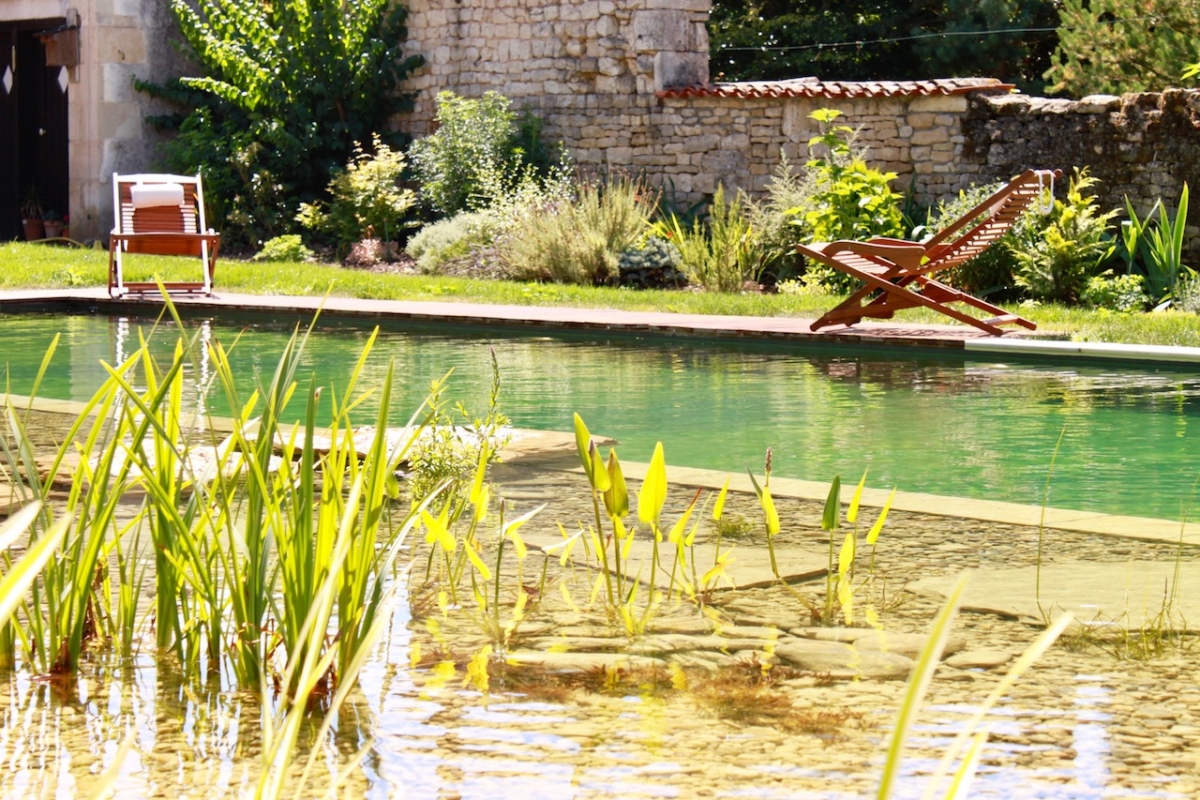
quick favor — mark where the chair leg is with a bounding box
[810,284,878,330]
[917,277,1036,331]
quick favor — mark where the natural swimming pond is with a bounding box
[3,309,1200,799]
[2,311,1198,520]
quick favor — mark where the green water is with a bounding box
[2,311,1198,519]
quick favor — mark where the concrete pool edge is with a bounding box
[604,461,1200,546]
[963,337,1200,364]
[6,288,1200,364]
[11,387,1188,545]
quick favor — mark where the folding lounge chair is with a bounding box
[108,173,221,298]
[797,169,1060,336]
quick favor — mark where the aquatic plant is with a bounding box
[748,455,891,626]
[877,576,1073,799]
[0,296,439,693]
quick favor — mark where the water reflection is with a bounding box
[1,312,1198,517]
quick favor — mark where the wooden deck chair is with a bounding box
[797,169,1061,336]
[108,173,220,298]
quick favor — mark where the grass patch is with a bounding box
[4,242,1200,346]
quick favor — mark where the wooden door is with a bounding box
[0,20,69,241]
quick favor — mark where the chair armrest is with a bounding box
[824,240,927,269]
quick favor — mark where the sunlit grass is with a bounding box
[4,241,1200,346]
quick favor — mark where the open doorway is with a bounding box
[0,19,69,241]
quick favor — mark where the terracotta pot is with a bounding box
[22,219,45,241]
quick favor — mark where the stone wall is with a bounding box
[646,86,1002,203]
[397,0,1012,207]
[961,90,1200,222]
[401,0,710,138]
[399,0,1200,236]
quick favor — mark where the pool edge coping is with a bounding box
[5,288,1200,364]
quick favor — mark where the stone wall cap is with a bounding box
[657,77,1013,100]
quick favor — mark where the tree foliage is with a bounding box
[1045,0,1200,96]
[138,0,423,246]
[708,0,1057,93]
[409,91,562,217]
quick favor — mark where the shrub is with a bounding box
[1081,272,1149,311]
[790,110,905,292]
[410,92,561,216]
[923,181,1027,300]
[1174,274,1200,313]
[1012,168,1117,305]
[297,136,416,251]
[617,236,686,289]
[253,235,313,263]
[747,155,816,282]
[501,175,653,284]
[656,184,768,292]
[405,211,499,274]
[135,0,422,247]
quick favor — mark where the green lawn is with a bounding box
[4,241,1199,347]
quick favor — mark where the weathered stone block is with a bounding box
[910,95,969,113]
[643,0,708,10]
[633,10,692,53]
[653,51,708,91]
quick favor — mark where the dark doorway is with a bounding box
[0,20,70,241]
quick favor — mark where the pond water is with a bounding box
[2,311,1197,520]
[1,391,1196,798]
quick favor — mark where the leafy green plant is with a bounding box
[407,349,510,505]
[1,298,441,694]
[136,0,422,245]
[789,110,905,292]
[1012,168,1117,305]
[0,504,69,636]
[253,235,313,263]
[657,184,763,292]
[1138,184,1193,305]
[410,92,559,216]
[747,154,817,282]
[298,135,417,251]
[1081,271,1149,311]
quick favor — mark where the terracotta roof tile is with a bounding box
[657,77,1013,100]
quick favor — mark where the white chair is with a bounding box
[108,173,220,298]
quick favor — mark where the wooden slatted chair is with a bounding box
[797,169,1061,336]
[108,173,221,298]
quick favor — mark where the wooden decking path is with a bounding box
[0,288,1027,350]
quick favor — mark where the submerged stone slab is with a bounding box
[523,531,827,592]
[773,639,913,680]
[505,650,665,673]
[853,631,966,660]
[912,562,1200,629]
[945,649,1015,670]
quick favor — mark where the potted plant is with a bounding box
[41,209,63,237]
[42,210,64,239]
[20,188,44,241]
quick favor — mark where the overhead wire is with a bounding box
[713,14,1181,53]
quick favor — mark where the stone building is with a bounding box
[2,0,1197,241]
